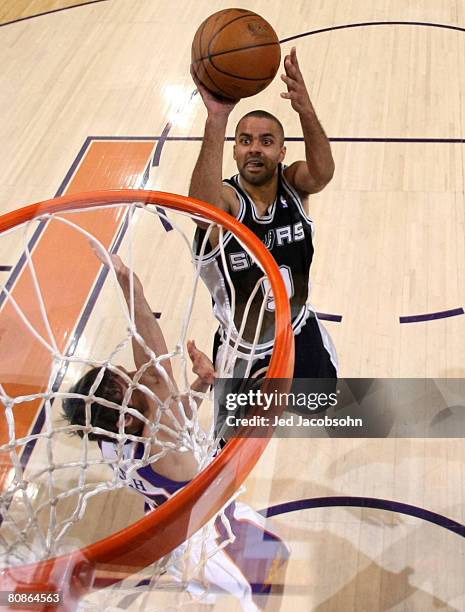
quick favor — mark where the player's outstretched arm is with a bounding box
[189,67,238,218]
[281,47,335,199]
[93,246,174,386]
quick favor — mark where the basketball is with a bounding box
[191,9,281,100]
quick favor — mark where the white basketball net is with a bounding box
[0,198,277,610]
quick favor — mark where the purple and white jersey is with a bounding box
[100,439,290,610]
[100,438,189,511]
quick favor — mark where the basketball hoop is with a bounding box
[0,190,294,610]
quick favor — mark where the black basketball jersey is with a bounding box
[194,164,314,356]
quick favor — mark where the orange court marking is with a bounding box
[0,140,155,490]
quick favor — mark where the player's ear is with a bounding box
[233,144,237,160]
[124,413,137,432]
[279,145,286,163]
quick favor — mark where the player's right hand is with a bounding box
[90,241,143,297]
[190,65,237,116]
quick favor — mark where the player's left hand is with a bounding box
[280,47,312,115]
[187,340,216,385]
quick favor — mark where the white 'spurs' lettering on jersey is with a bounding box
[229,251,252,271]
[229,221,306,272]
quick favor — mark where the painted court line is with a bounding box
[280,20,465,45]
[261,496,465,538]
[400,307,464,323]
[0,1,109,29]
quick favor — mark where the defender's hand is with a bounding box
[91,242,143,297]
[187,339,216,385]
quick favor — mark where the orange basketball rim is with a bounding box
[0,190,294,611]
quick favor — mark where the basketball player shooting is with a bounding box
[190,47,338,382]
[62,248,289,610]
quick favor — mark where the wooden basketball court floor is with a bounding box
[1,0,465,610]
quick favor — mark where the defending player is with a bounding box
[62,249,289,610]
[190,47,337,381]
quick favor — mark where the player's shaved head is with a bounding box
[235,110,285,144]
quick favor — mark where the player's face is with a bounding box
[115,368,130,395]
[234,118,286,186]
[114,369,146,434]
